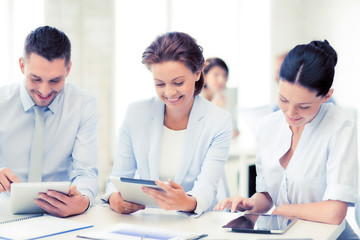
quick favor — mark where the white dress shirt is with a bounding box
[256,103,358,206]
[0,82,99,205]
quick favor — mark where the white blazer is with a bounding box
[105,96,233,214]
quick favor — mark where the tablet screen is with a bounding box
[223,213,296,234]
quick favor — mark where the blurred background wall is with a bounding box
[0,0,359,196]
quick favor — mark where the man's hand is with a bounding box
[35,185,90,217]
[0,167,21,192]
[109,192,145,214]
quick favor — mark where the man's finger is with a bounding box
[47,190,69,204]
[6,171,21,184]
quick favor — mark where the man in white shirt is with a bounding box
[0,26,98,217]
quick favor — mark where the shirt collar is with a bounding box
[304,103,327,129]
[280,103,327,131]
[20,82,35,112]
[19,81,64,114]
[46,89,64,114]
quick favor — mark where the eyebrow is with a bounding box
[30,73,41,79]
[30,74,63,82]
[279,94,313,105]
[154,76,184,82]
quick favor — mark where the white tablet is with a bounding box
[110,177,165,208]
[223,213,297,234]
[11,182,71,214]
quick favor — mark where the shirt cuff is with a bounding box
[256,176,268,193]
[186,191,208,216]
[323,183,358,206]
[101,182,118,202]
[78,188,95,208]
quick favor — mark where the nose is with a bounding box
[165,85,177,97]
[217,76,227,89]
[38,82,52,97]
[220,75,227,84]
[287,105,297,117]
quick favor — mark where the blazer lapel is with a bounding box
[174,96,206,184]
[147,98,165,180]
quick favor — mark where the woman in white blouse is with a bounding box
[215,40,358,236]
[104,32,233,216]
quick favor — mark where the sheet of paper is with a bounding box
[78,222,206,240]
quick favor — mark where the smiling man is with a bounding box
[0,26,98,217]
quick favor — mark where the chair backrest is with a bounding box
[356,197,360,229]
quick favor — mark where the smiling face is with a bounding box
[20,53,71,107]
[151,61,201,116]
[278,80,333,128]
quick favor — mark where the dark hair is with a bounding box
[24,25,71,66]
[203,57,229,76]
[142,32,205,96]
[279,40,337,97]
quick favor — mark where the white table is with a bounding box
[0,198,345,240]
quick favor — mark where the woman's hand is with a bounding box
[142,179,197,212]
[109,192,145,214]
[214,196,255,213]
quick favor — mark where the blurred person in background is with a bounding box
[202,57,239,138]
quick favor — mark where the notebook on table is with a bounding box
[0,214,93,240]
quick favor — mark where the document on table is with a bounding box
[77,222,208,240]
[0,214,93,240]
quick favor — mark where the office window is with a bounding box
[114,0,168,131]
[114,0,271,131]
[0,0,44,87]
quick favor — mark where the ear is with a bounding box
[195,71,201,82]
[65,61,72,77]
[322,88,334,103]
[19,57,25,74]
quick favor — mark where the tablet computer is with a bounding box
[110,177,165,208]
[223,213,296,234]
[11,182,71,214]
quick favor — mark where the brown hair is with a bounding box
[142,32,205,96]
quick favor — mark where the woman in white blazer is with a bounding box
[104,32,233,215]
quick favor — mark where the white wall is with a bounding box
[0,0,44,87]
[44,0,115,193]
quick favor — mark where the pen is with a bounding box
[187,234,208,240]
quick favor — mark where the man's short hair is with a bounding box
[24,26,71,66]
